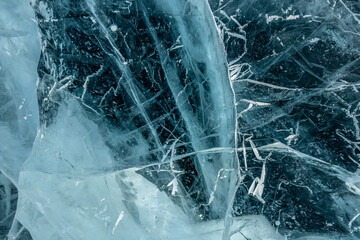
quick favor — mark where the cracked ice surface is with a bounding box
[1,0,360,239]
[0,0,40,239]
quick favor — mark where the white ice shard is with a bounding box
[18,159,281,240]
[0,0,40,183]
[0,0,40,238]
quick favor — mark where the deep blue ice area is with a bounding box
[1,0,360,239]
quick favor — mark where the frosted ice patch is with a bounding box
[110,24,118,32]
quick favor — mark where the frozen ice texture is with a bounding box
[1,0,360,239]
[0,0,40,238]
